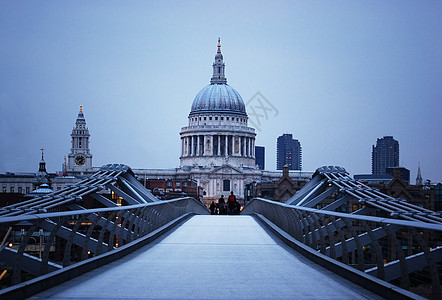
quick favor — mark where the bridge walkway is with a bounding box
[30,215,382,299]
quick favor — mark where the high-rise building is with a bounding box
[371,136,399,175]
[277,134,302,170]
[255,146,265,170]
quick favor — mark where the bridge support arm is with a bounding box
[0,246,61,276]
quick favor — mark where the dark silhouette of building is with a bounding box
[255,146,265,170]
[372,136,399,175]
[416,162,423,186]
[435,183,442,211]
[246,165,308,202]
[386,167,410,184]
[141,178,202,201]
[277,134,302,170]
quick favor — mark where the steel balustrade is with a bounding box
[242,198,442,299]
[0,198,208,286]
[245,166,442,299]
[0,164,209,294]
[287,166,442,224]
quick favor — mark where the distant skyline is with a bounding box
[1,1,441,183]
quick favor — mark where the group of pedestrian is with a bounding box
[209,191,241,215]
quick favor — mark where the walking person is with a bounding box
[218,195,227,215]
[209,201,217,215]
[228,191,237,214]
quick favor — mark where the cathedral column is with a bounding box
[245,138,248,157]
[181,137,184,156]
[250,138,253,157]
[189,136,192,156]
[195,135,198,156]
[230,135,234,156]
[224,135,228,156]
[187,136,190,156]
[208,135,213,156]
[251,139,255,157]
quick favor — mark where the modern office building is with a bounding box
[255,146,265,170]
[276,134,302,170]
[372,136,399,175]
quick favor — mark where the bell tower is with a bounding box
[67,105,93,174]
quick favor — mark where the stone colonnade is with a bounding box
[182,134,255,157]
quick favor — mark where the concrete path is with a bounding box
[31,215,382,299]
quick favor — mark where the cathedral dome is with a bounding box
[189,39,247,117]
[190,84,246,116]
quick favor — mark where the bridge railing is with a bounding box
[243,198,442,299]
[0,197,208,289]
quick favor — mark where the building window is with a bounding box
[215,117,218,120]
[176,182,181,187]
[26,187,30,194]
[227,117,229,120]
[221,117,224,120]
[18,187,22,194]
[167,182,173,187]
[204,117,206,121]
[223,179,230,192]
[183,182,188,187]
[10,187,14,193]
[2,187,6,193]
[209,117,212,120]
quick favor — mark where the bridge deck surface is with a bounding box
[31,215,381,299]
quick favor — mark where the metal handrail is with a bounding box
[248,198,442,231]
[0,197,209,290]
[242,198,442,300]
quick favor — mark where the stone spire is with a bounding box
[67,105,93,174]
[34,148,50,186]
[39,148,45,172]
[210,38,227,84]
[416,162,423,185]
[75,105,86,129]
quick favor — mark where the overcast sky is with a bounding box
[1,1,441,183]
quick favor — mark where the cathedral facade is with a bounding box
[134,40,311,205]
[1,41,312,206]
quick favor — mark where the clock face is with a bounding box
[75,155,86,165]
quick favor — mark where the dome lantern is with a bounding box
[190,39,247,116]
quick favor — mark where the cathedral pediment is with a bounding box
[210,164,244,175]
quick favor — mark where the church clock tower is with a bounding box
[67,105,93,174]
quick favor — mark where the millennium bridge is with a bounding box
[0,164,440,299]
